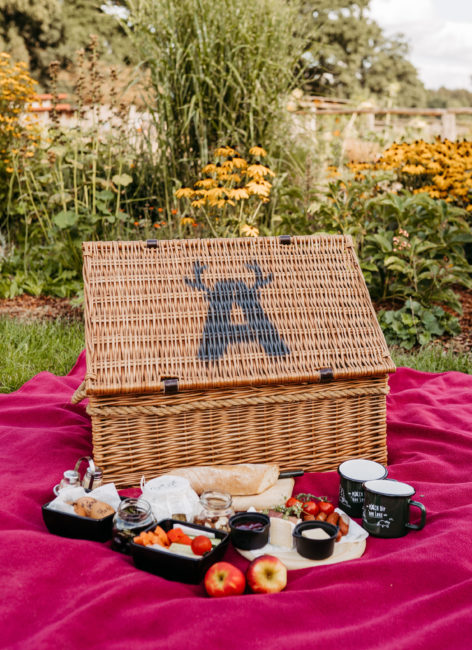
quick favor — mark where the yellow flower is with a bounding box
[191,198,206,208]
[214,146,237,157]
[201,163,217,175]
[232,157,248,169]
[249,146,267,157]
[217,172,241,183]
[246,164,275,179]
[227,188,249,200]
[206,187,226,201]
[5,166,13,173]
[175,187,195,199]
[208,198,236,208]
[245,180,271,198]
[240,224,259,237]
[181,216,196,225]
[195,178,217,189]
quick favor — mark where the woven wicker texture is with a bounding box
[83,236,394,396]
[87,377,389,488]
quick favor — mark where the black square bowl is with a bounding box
[130,519,230,584]
[41,501,114,543]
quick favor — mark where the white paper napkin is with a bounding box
[46,483,121,515]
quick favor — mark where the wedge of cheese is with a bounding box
[269,516,295,549]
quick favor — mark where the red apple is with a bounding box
[204,562,246,597]
[246,555,287,594]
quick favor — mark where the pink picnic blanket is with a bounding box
[1,352,471,649]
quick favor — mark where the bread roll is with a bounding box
[89,500,115,519]
[73,496,96,517]
[167,463,279,496]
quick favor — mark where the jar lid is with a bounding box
[63,470,79,480]
[200,490,233,509]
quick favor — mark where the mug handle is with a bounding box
[405,500,426,531]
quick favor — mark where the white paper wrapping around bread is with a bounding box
[231,478,294,511]
[140,475,201,521]
[166,463,279,496]
[46,483,121,514]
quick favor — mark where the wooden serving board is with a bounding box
[236,539,366,570]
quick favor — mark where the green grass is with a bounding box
[0,317,471,393]
[0,317,85,393]
[391,344,472,374]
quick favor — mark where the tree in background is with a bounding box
[0,0,63,86]
[57,0,129,69]
[427,87,472,108]
[0,0,129,87]
[300,0,426,105]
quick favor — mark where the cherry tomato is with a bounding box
[302,500,319,516]
[191,535,213,556]
[285,497,302,508]
[318,501,335,515]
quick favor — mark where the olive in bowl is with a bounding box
[229,512,270,550]
[293,521,338,560]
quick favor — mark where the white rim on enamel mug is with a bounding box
[338,459,388,482]
[363,479,415,497]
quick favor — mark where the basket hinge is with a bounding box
[319,367,334,383]
[146,239,158,248]
[163,378,179,394]
[279,235,291,245]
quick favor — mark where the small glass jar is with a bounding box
[194,491,234,532]
[53,469,81,496]
[111,498,156,554]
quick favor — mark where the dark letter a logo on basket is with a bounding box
[185,260,290,362]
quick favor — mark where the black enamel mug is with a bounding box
[362,479,426,538]
[338,459,388,518]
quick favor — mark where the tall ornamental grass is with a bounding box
[126,0,306,211]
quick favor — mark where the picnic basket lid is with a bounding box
[82,235,395,396]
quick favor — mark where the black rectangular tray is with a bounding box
[42,501,114,542]
[130,519,229,584]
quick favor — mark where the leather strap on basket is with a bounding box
[85,384,389,417]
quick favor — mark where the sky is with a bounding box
[368,0,472,90]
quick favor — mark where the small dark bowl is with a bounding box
[293,521,338,560]
[42,501,115,543]
[130,519,230,584]
[228,512,270,550]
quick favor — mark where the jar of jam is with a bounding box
[111,498,155,554]
[194,491,234,532]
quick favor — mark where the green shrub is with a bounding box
[378,300,461,350]
[306,180,472,313]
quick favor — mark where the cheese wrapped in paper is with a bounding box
[166,463,279,496]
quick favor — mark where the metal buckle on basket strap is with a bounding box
[319,367,334,383]
[279,235,291,245]
[163,378,179,394]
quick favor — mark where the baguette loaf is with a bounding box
[167,463,279,496]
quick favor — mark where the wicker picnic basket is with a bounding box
[72,235,395,488]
